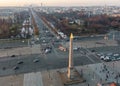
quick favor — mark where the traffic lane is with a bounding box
[64,36,104,42]
[45,55,101,70]
[74,37,103,42]
[0,54,45,76]
[117,40,120,45]
[0,40,28,49]
[45,47,102,65]
[33,11,58,38]
[0,55,26,69]
[14,57,47,75]
[44,44,102,64]
[108,31,120,40]
[88,46,120,54]
[0,52,101,76]
[50,47,92,58]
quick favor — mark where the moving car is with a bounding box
[33,59,39,63]
[58,45,67,52]
[17,61,24,64]
[11,55,16,57]
[13,66,19,70]
[45,49,51,54]
[73,47,80,51]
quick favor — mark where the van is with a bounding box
[58,46,67,52]
[73,47,80,51]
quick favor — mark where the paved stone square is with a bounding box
[0,60,120,86]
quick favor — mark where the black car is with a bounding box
[13,66,19,70]
[91,50,95,52]
[11,55,16,57]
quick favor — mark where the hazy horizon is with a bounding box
[0,0,120,7]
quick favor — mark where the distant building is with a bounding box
[74,19,84,25]
[110,14,120,17]
[21,19,33,38]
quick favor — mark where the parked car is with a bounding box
[107,53,113,56]
[114,55,120,60]
[113,54,119,57]
[100,55,105,60]
[104,56,111,62]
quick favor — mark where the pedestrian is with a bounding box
[102,69,104,72]
[95,67,97,70]
[103,65,106,69]
[106,74,108,78]
[105,78,107,81]
[118,73,120,77]
[87,65,88,68]
[112,72,114,75]
[81,69,83,76]
[107,71,109,74]
[105,68,107,71]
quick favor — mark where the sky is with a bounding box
[0,0,120,7]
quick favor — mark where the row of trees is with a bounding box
[0,11,30,39]
[31,14,39,36]
[0,18,12,38]
[39,11,120,36]
[0,18,21,38]
[84,15,120,34]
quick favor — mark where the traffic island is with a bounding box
[58,68,85,85]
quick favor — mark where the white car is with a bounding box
[36,38,39,41]
[42,40,46,43]
[33,59,39,63]
[73,47,79,51]
[45,30,49,33]
[103,56,111,61]
[113,54,119,57]
[100,55,105,60]
[45,49,51,54]
[107,53,113,56]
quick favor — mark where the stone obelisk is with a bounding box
[58,33,85,85]
[67,33,74,79]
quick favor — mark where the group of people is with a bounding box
[99,62,120,84]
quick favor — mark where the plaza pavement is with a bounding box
[0,60,120,86]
